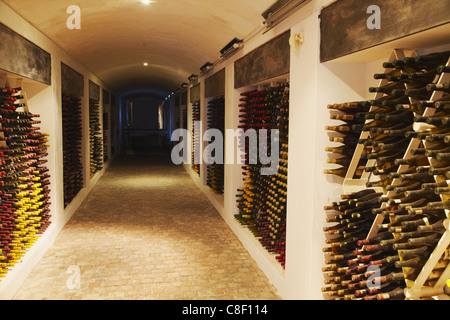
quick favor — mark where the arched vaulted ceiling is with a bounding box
[3,0,275,96]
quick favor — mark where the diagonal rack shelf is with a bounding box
[339,50,450,300]
[403,56,450,300]
[342,49,412,195]
[364,49,416,240]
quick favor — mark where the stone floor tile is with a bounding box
[12,155,281,301]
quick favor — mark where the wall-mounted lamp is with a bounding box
[289,32,304,53]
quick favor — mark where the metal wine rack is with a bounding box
[103,111,109,162]
[338,49,450,300]
[62,93,83,208]
[191,101,201,176]
[0,77,52,280]
[205,96,225,194]
[89,98,103,177]
[234,81,289,269]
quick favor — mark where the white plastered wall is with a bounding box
[180,0,450,300]
[0,2,116,299]
[2,0,449,300]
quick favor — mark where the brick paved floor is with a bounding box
[12,155,281,300]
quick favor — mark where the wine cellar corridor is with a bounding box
[11,154,280,300]
[1,0,450,302]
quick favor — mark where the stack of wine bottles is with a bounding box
[322,189,406,300]
[191,101,200,176]
[324,102,368,179]
[0,86,51,279]
[61,93,83,208]
[235,82,290,268]
[182,107,188,130]
[322,50,450,300]
[110,106,116,156]
[103,111,109,162]
[266,85,289,267]
[323,184,448,300]
[206,97,225,194]
[89,98,103,177]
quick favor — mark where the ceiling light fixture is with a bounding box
[200,62,214,76]
[141,0,152,5]
[219,38,243,60]
[143,62,149,66]
[188,74,198,83]
[262,0,308,33]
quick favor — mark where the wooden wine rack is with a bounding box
[403,56,450,300]
[340,49,450,300]
[342,49,411,195]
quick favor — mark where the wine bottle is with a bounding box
[369,82,407,94]
[437,65,450,73]
[329,136,359,145]
[394,155,429,167]
[403,51,450,71]
[341,189,377,200]
[327,157,352,167]
[392,88,433,101]
[407,68,441,83]
[374,69,403,80]
[427,83,450,93]
[327,102,370,113]
[383,61,418,73]
[376,287,405,300]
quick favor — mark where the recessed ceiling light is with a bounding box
[143,62,149,66]
[141,0,152,5]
